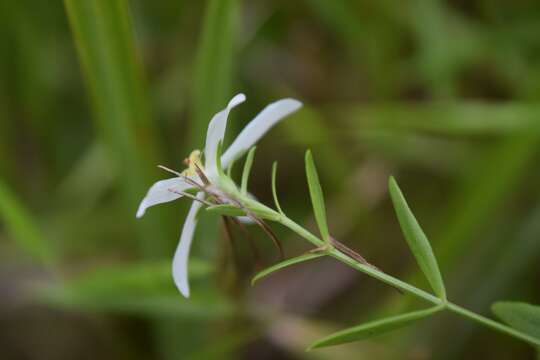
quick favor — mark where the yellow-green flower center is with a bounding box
[181,149,204,176]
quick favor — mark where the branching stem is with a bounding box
[239,194,540,348]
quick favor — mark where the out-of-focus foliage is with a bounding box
[492,302,540,340]
[1,0,540,359]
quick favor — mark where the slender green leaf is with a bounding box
[305,150,330,243]
[271,161,284,214]
[492,302,540,340]
[0,178,53,265]
[192,0,238,148]
[309,306,443,349]
[414,201,540,356]
[252,252,325,285]
[241,147,256,194]
[388,177,446,299]
[206,204,245,217]
[374,134,539,327]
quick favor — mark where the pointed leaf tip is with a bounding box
[388,177,446,300]
[305,150,330,243]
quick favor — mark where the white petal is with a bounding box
[172,193,204,297]
[236,216,256,224]
[221,98,302,168]
[204,93,246,174]
[136,177,193,218]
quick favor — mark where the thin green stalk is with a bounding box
[278,214,441,304]
[278,215,325,248]
[329,249,441,305]
[446,303,540,348]
[239,192,540,348]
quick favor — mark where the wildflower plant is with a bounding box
[137,93,301,296]
[138,95,540,351]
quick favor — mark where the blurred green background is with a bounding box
[1,0,540,359]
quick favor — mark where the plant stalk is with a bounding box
[253,202,540,348]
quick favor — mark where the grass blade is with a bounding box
[64,0,167,256]
[251,252,325,285]
[309,306,443,349]
[56,260,213,295]
[0,178,53,265]
[340,103,540,136]
[241,146,256,194]
[388,176,446,299]
[492,302,540,340]
[38,260,229,319]
[191,0,239,148]
[305,150,330,243]
[44,294,232,319]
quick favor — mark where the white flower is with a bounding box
[136,93,302,297]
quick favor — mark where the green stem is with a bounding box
[278,215,325,248]
[239,193,540,348]
[278,215,441,303]
[278,210,540,347]
[446,303,540,348]
[329,248,441,304]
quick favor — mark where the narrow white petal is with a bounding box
[204,93,246,173]
[221,98,302,167]
[172,193,204,297]
[236,216,256,224]
[136,177,193,218]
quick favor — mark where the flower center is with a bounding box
[181,149,204,177]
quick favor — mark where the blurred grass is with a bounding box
[427,199,540,358]
[337,103,540,135]
[2,0,540,359]
[40,260,233,319]
[62,2,185,360]
[0,178,53,265]
[192,0,238,148]
[64,0,167,257]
